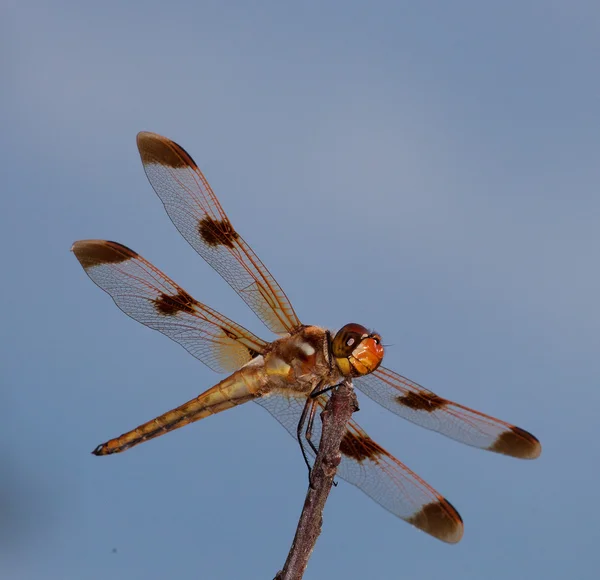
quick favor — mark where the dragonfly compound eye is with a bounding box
[333,323,384,376]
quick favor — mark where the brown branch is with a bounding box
[274,380,359,580]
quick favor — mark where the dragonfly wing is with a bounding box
[72,239,267,373]
[354,366,541,459]
[136,132,302,335]
[256,391,464,543]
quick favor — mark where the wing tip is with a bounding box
[136,131,196,169]
[72,240,138,269]
[489,426,542,460]
[136,131,159,149]
[136,130,154,141]
[407,498,464,544]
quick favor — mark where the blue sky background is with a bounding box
[3,1,599,578]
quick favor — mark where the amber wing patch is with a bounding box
[221,327,260,359]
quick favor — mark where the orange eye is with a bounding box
[348,335,384,375]
[332,324,384,376]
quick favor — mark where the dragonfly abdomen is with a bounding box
[92,368,264,456]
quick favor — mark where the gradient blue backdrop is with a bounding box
[3,1,599,578]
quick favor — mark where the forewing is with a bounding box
[136,132,301,335]
[256,391,464,543]
[72,240,267,373]
[354,366,541,459]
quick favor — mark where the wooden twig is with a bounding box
[274,380,359,580]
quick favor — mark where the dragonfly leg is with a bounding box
[297,381,347,486]
[296,380,331,481]
[309,381,350,487]
[296,394,316,479]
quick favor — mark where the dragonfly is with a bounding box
[72,132,541,544]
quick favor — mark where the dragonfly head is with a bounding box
[332,323,384,377]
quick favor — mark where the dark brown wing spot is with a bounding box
[137,133,198,169]
[489,426,542,459]
[407,500,464,544]
[72,240,138,270]
[198,216,239,248]
[154,289,197,316]
[396,391,447,412]
[220,327,260,359]
[339,430,384,463]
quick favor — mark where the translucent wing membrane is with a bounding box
[72,240,267,373]
[256,391,464,543]
[136,132,301,335]
[354,367,541,459]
